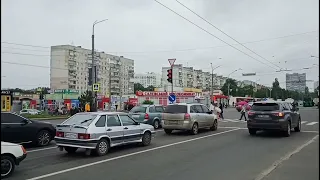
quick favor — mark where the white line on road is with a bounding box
[27,146,57,153]
[223,119,240,122]
[306,122,318,126]
[254,134,319,180]
[26,128,240,180]
[301,121,307,124]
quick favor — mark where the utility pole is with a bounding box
[210,63,214,97]
[171,65,174,94]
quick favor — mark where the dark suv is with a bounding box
[247,101,301,137]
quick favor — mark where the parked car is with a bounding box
[1,112,56,146]
[55,112,155,156]
[247,101,301,136]
[19,109,41,115]
[129,105,164,129]
[1,141,27,178]
[162,103,218,135]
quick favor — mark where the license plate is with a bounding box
[258,115,269,118]
[65,132,77,139]
[169,120,178,125]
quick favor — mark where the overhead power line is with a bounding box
[154,0,282,70]
[175,0,283,70]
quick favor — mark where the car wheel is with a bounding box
[248,128,257,135]
[210,120,218,131]
[1,155,15,178]
[190,123,198,135]
[294,118,301,132]
[153,120,160,129]
[94,139,109,156]
[141,132,152,146]
[64,147,78,154]
[283,121,291,137]
[36,130,52,147]
[164,129,173,135]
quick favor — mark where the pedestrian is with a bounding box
[239,104,247,121]
[219,103,224,119]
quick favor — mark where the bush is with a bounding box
[142,100,154,105]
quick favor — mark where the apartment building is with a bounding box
[286,73,306,93]
[132,72,161,88]
[50,45,134,96]
[161,64,224,91]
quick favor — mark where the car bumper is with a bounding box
[15,153,27,165]
[162,121,193,130]
[247,119,288,130]
[54,138,98,149]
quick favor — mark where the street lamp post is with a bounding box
[210,62,222,97]
[91,19,108,112]
[227,68,242,97]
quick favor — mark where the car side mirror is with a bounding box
[206,111,213,114]
[135,122,140,125]
[22,119,30,124]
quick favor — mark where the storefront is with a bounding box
[135,91,196,106]
[1,90,12,112]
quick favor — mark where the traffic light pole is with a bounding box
[171,66,173,94]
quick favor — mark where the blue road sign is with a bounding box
[168,94,176,102]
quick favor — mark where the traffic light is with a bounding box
[167,69,172,83]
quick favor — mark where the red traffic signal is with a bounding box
[167,69,172,83]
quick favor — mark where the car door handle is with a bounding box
[106,129,112,131]
[124,127,128,130]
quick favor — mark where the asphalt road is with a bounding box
[13,108,318,180]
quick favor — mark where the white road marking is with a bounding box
[223,119,240,122]
[254,134,319,180]
[306,122,318,126]
[301,121,307,124]
[27,147,57,153]
[26,128,240,180]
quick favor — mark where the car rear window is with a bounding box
[164,105,187,113]
[62,114,97,126]
[130,106,147,113]
[251,103,280,111]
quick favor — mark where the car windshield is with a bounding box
[62,114,97,126]
[251,103,280,111]
[164,105,187,113]
[130,106,147,113]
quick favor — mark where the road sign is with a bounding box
[168,59,176,66]
[168,94,176,102]
[93,83,100,92]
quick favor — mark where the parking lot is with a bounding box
[9,108,319,180]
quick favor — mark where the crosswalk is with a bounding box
[219,119,319,126]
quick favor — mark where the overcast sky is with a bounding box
[1,0,319,90]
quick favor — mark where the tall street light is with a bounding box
[227,68,242,97]
[91,19,108,111]
[210,59,222,97]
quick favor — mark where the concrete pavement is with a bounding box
[12,108,318,180]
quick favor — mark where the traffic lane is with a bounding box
[26,130,318,180]
[264,138,319,180]
[9,128,237,180]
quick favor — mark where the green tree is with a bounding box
[134,83,145,93]
[145,85,155,91]
[142,100,154,105]
[221,79,238,96]
[271,78,282,100]
[78,91,94,110]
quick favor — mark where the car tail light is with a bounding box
[21,146,27,154]
[56,131,64,137]
[248,111,255,116]
[184,113,191,120]
[273,112,284,117]
[78,133,90,139]
[144,113,149,119]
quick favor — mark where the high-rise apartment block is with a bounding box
[50,45,134,96]
[132,72,161,88]
[286,73,306,93]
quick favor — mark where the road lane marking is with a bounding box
[27,147,57,153]
[306,122,318,126]
[26,128,240,180]
[254,134,319,180]
[224,119,239,122]
[301,121,307,124]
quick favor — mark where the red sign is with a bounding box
[129,98,138,105]
[135,91,195,97]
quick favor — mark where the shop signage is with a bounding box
[1,90,12,95]
[136,91,195,97]
[54,89,79,94]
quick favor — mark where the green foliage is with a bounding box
[134,83,155,92]
[78,90,93,109]
[142,100,154,105]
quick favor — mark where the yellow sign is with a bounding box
[1,95,11,112]
[85,103,90,112]
[93,83,100,92]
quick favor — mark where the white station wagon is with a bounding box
[55,112,155,156]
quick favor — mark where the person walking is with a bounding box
[239,104,247,121]
[219,103,224,119]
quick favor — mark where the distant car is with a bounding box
[1,112,56,146]
[247,101,301,137]
[129,105,164,129]
[1,141,27,178]
[162,103,218,135]
[55,112,155,156]
[19,109,41,115]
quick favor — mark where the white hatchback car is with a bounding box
[1,142,27,178]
